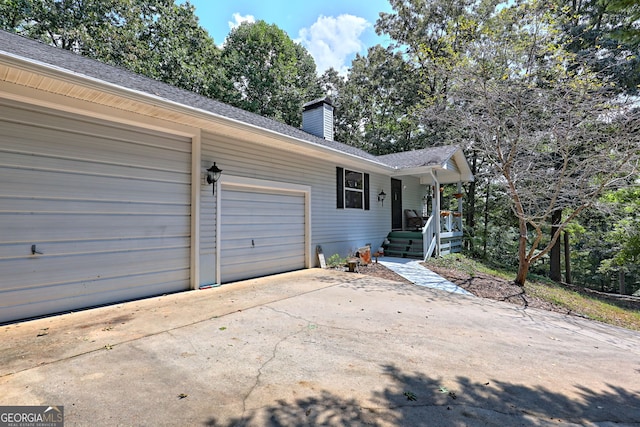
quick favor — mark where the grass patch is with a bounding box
[426,254,640,331]
[426,254,514,281]
[525,282,640,330]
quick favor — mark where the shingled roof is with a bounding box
[0,29,464,174]
[377,146,459,168]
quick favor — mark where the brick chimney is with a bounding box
[302,96,334,141]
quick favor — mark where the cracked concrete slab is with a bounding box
[1,269,639,426]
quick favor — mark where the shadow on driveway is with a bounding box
[208,364,640,426]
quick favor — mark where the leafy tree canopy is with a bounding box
[220,20,321,126]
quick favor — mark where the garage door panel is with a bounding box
[1,127,190,174]
[0,271,189,322]
[1,151,190,184]
[220,187,306,283]
[0,102,192,323]
[3,196,190,216]
[221,212,304,223]
[221,234,304,250]
[0,236,191,259]
[1,212,189,242]
[1,246,190,290]
[1,168,190,202]
[0,106,191,161]
[0,268,189,309]
[225,222,304,240]
[222,243,305,260]
[0,102,191,147]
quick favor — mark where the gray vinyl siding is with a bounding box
[445,158,460,174]
[199,132,393,283]
[0,100,191,323]
[301,104,333,141]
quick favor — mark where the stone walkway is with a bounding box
[378,257,473,295]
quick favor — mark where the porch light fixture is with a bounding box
[206,162,222,195]
[377,190,386,206]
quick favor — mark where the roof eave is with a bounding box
[0,51,393,173]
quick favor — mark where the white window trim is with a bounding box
[344,169,364,210]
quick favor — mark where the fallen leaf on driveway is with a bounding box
[404,391,417,401]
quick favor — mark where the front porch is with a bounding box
[376,145,474,260]
[384,211,464,260]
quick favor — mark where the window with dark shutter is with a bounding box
[337,167,369,210]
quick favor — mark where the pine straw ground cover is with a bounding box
[356,255,640,332]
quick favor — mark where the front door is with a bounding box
[391,178,402,230]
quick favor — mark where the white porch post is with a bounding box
[457,181,463,232]
[431,171,440,257]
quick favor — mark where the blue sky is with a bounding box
[185,0,394,74]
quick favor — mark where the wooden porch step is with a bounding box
[385,231,424,259]
[385,250,423,259]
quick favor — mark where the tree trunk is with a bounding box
[515,256,530,286]
[550,209,562,282]
[515,225,529,286]
[619,270,626,295]
[465,151,477,251]
[482,181,490,259]
[563,231,572,284]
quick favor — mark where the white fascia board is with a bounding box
[0,52,393,174]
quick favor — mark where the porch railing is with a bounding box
[439,211,463,233]
[422,215,437,260]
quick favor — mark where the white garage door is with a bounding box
[0,101,192,323]
[220,187,306,283]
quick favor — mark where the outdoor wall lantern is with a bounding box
[378,190,386,206]
[206,162,222,195]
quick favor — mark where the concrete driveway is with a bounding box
[1,269,639,426]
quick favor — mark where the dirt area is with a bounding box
[356,261,567,313]
[343,259,640,317]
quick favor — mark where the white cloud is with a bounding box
[298,14,370,75]
[228,12,255,32]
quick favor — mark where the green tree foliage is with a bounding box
[119,1,225,97]
[424,0,639,285]
[220,20,321,126]
[559,0,640,94]
[0,0,226,98]
[573,186,640,294]
[376,0,490,101]
[331,45,424,154]
[0,0,125,50]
